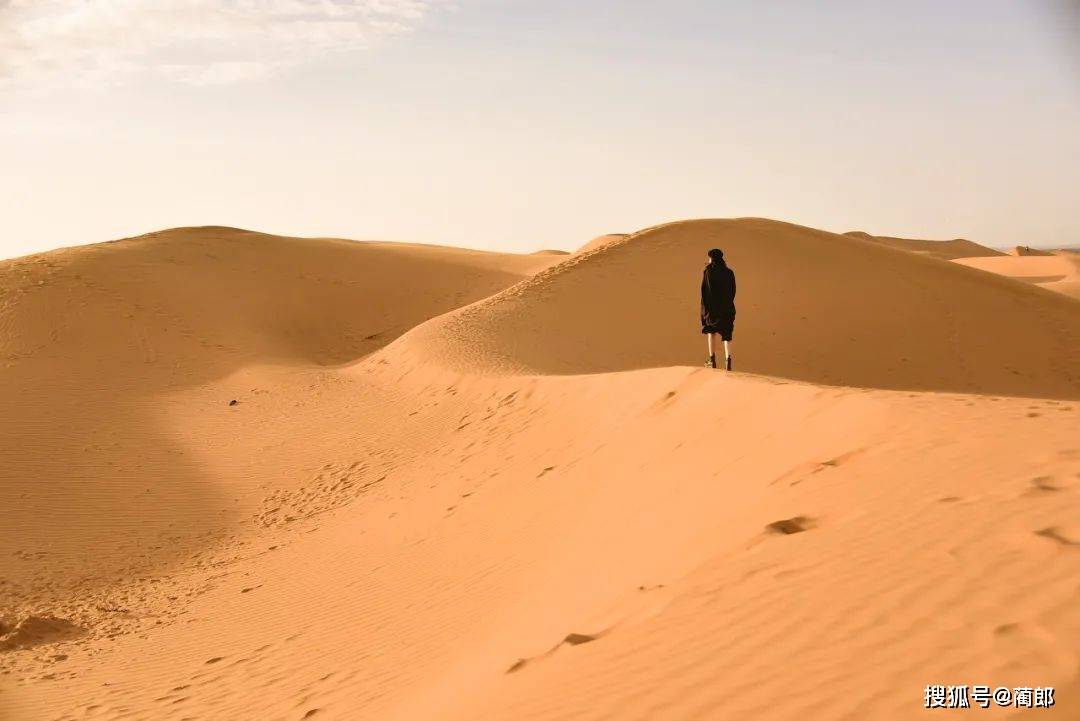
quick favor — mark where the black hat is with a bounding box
[707,248,724,261]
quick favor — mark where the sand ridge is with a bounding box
[842,230,1002,260]
[575,233,630,254]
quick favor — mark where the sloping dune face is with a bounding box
[0,226,554,370]
[843,230,1002,259]
[0,227,555,604]
[409,219,1080,398]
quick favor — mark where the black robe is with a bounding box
[700,261,736,339]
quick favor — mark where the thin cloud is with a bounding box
[0,0,446,86]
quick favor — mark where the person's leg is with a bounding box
[723,339,732,370]
[706,334,717,367]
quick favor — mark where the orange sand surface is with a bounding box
[3,220,1080,721]
[953,253,1080,300]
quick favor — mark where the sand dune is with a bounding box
[843,230,1001,259]
[0,227,558,622]
[1012,246,1054,257]
[840,231,1079,299]
[408,218,1080,398]
[953,252,1080,300]
[4,221,1080,721]
[0,226,556,369]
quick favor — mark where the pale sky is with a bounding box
[1,0,1078,259]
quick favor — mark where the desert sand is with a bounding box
[841,231,1080,300]
[2,220,1080,721]
[953,253,1080,300]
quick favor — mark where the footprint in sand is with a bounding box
[1029,476,1064,493]
[771,450,864,487]
[0,615,84,651]
[506,631,604,674]
[1035,527,1080,547]
[765,516,816,535]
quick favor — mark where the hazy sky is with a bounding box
[1,0,1078,259]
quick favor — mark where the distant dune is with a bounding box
[0,226,560,610]
[5,221,1080,721]
[0,226,557,367]
[954,251,1080,300]
[843,230,1001,259]
[1011,245,1054,256]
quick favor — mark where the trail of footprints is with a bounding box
[20,396,1080,715]
[505,512,823,676]
[2,452,397,684]
[64,633,347,720]
[256,460,388,528]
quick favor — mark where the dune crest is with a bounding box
[575,233,629,254]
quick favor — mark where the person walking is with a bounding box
[701,248,736,370]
